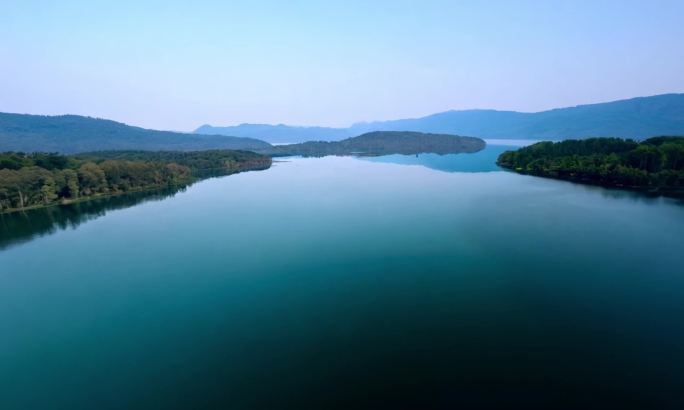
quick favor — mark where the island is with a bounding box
[497,136,684,197]
[0,150,271,213]
[260,131,486,157]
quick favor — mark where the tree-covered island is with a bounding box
[0,150,271,213]
[497,137,684,197]
[261,131,486,157]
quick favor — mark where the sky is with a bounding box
[1,0,683,131]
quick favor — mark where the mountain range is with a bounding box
[2,94,682,153]
[0,113,270,154]
[196,94,684,143]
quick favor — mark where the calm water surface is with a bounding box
[1,146,683,409]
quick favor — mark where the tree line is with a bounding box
[0,150,271,213]
[497,137,684,196]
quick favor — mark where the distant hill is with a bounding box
[0,113,271,154]
[262,131,485,157]
[194,123,351,144]
[197,94,684,143]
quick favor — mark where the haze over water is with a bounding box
[1,146,683,408]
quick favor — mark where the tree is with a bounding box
[40,177,58,204]
[62,169,80,199]
[77,162,107,195]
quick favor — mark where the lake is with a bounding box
[1,145,683,409]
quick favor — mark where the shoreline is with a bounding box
[498,165,684,199]
[0,161,272,215]
[0,183,192,216]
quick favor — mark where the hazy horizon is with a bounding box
[2,1,683,131]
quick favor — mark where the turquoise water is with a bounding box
[359,144,510,172]
[1,146,684,409]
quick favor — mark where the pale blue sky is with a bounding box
[1,0,683,131]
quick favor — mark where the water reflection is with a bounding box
[575,180,684,205]
[1,155,684,409]
[0,187,184,251]
[357,144,512,173]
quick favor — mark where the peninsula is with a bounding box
[497,137,684,197]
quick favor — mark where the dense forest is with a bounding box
[263,131,485,156]
[0,150,271,213]
[497,137,684,197]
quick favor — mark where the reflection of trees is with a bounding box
[0,187,184,251]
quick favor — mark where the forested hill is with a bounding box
[0,113,272,154]
[197,94,684,143]
[497,137,684,197]
[264,131,485,156]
